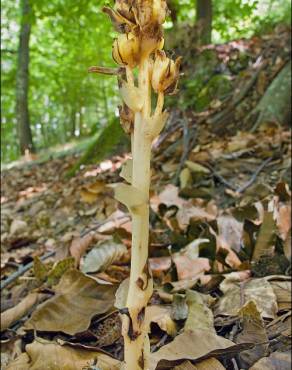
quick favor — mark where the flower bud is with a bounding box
[151,51,182,95]
[112,33,141,68]
[133,0,168,29]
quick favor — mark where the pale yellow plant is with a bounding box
[90,1,181,369]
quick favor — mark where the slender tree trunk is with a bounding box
[196,0,213,45]
[167,0,178,24]
[16,0,34,154]
[70,107,76,137]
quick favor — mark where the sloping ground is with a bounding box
[1,29,291,369]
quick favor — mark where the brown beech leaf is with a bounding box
[146,305,177,336]
[174,358,225,370]
[276,204,291,260]
[25,269,116,335]
[235,300,269,368]
[1,293,45,332]
[151,184,185,212]
[217,276,278,319]
[149,256,172,277]
[69,233,95,265]
[80,180,107,203]
[269,277,292,311]
[149,329,253,370]
[176,202,217,229]
[6,339,121,370]
[173,255,211,281]
[250,351,291,370]
[184,290,215,333]
[252,211,277,261]
[81,240,127,273]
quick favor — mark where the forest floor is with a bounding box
[1,28,291,370]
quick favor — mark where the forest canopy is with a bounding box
[1,0,291,163]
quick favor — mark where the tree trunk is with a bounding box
[16,0,34,154]
[249,61,291,132]
[196,0,212,46]
[167,0,178,24]
[70,107,76,137]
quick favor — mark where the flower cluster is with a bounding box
[100,0,181,135]
[104,0,181,93]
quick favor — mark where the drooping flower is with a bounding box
[133,0,168,29]
[151,50,182,94]
[112,33,141,68]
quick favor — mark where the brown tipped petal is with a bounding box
[102,6,133,33]
[115,0,136,24]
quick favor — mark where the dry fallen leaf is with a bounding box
[149,329,252,370]
[252,211,276,261]
[174,357,226,370]
[276,204,291,260]
[185,161,210,174]
[25,269,116,335]
[80,180,107,203]
[184,290,215,333]
[69,233,95,266]
[6,339,121,370]
[149,256,172,277]
[235,300,269,368]
[268,276,292,311]
[217,276,278,319]
[173,255,211,281]
[146,305,177,336]
[81,239,127,273]
[249,351,291,370]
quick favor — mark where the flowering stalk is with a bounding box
[90,1,181,369]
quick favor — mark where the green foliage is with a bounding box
[1,0,290,163]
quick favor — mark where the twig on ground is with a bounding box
[150,333,169,353]
[1,215,131,291]
[1,251,55,290]
[210,168,238,191]
[236,157,272,193]
[208,157,272,194]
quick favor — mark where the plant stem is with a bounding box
[122,58,153,370]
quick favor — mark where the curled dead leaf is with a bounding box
[173,255,211,281]
[6,339,121,370]
[81,240,127,274]
[69,233,95,266]
[25,269,116,335]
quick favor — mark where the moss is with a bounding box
[66,119,129,177]
[196,74,233,111]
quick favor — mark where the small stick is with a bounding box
[1,216,131,291]
[236,157,272,194]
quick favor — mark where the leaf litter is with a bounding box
[1,29,291,370]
